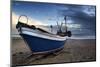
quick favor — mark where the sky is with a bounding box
[12,1,96,38]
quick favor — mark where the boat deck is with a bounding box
[21,27,67,41]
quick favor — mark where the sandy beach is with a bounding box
[11,37,96,66]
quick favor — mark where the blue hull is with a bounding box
[20,34,66,54]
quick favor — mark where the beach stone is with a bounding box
[19,52,23,54]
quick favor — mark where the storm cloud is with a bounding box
[56,4,96,29]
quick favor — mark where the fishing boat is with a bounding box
[16,15,72,54]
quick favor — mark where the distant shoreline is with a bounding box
[11,36,96,40]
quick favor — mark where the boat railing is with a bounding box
[18,15,28,24]
[16,15,72,37]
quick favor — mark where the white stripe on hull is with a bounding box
[19,27,67,41]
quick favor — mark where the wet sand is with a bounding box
[11,37,96,66]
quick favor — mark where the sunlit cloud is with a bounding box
[12,12,49,35]
[12,12,47,26]
[82,6,95,17]
[67,24,81,28]
[67,20,73,24]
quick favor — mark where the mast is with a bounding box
[56,21,61,33]
[64,16,67,32]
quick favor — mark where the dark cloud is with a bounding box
[58,5,95,21]
[57,5,96,26]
